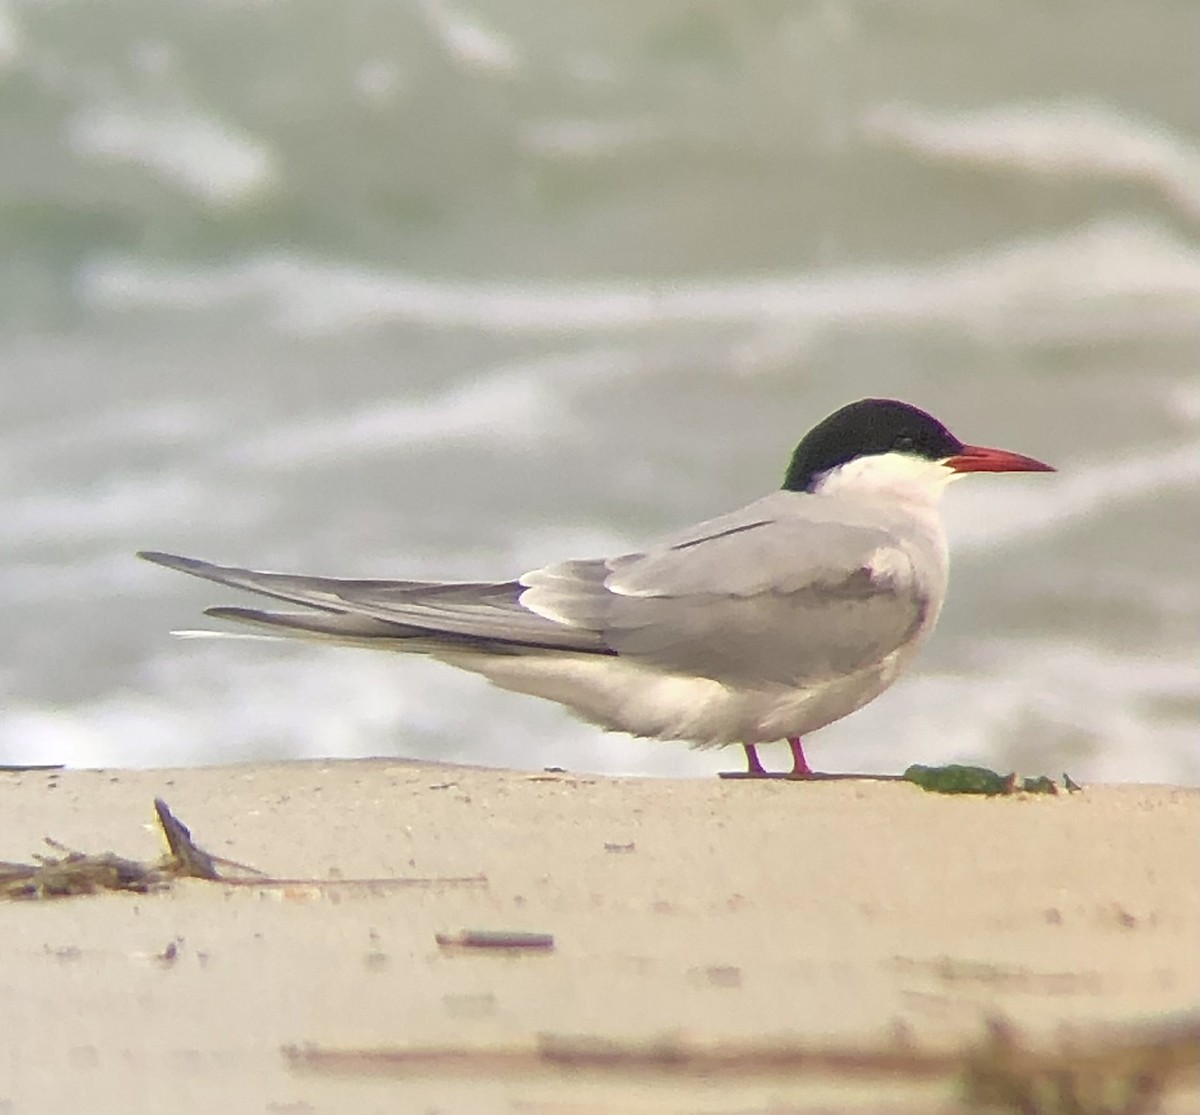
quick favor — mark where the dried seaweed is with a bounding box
[961,1017,1198,1115]
[0,844,164,899]
[0,799,231,899]
[0,798,486,900]
[904,765,1082,796]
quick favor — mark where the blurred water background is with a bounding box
[0,1,1197,782]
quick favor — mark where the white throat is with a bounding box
[811,451,959,507]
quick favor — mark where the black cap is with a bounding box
[782,399,965,493]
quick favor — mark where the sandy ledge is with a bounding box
[0,760,1197,1114]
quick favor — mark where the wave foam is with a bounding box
[815,637,1200,785]
[229,349,620,470]
[864,100,1200,223]
[80,219,1200,343]
[68,104,278,207]
[418,0,522,77]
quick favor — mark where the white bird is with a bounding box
[141,398,1054,777]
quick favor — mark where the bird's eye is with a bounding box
[894,435,915,451]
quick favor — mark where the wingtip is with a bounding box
[204,605,254,621]
[138,550,211,575]
[138,549,183,567]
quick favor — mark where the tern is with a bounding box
[140,398,1054,776]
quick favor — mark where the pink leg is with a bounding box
[787,736,814,777]
[742,743,767,775]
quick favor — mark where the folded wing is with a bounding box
[141,490,932,688]
[524,491,933,687]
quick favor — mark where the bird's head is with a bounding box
[782,398,1055,502]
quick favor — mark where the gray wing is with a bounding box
[519,493,934,687]
[141,489,932,683]
[138,551,609,654]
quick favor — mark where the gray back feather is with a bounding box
[519,491,942,686]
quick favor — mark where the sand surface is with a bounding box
[0,761,1197,1114]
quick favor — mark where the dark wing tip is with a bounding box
[204,605,312,631]
[202,605,398,641]
[139,551,231,581]
[202,605,312,635]
[139,550,195,570]
[205,605,268,622]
